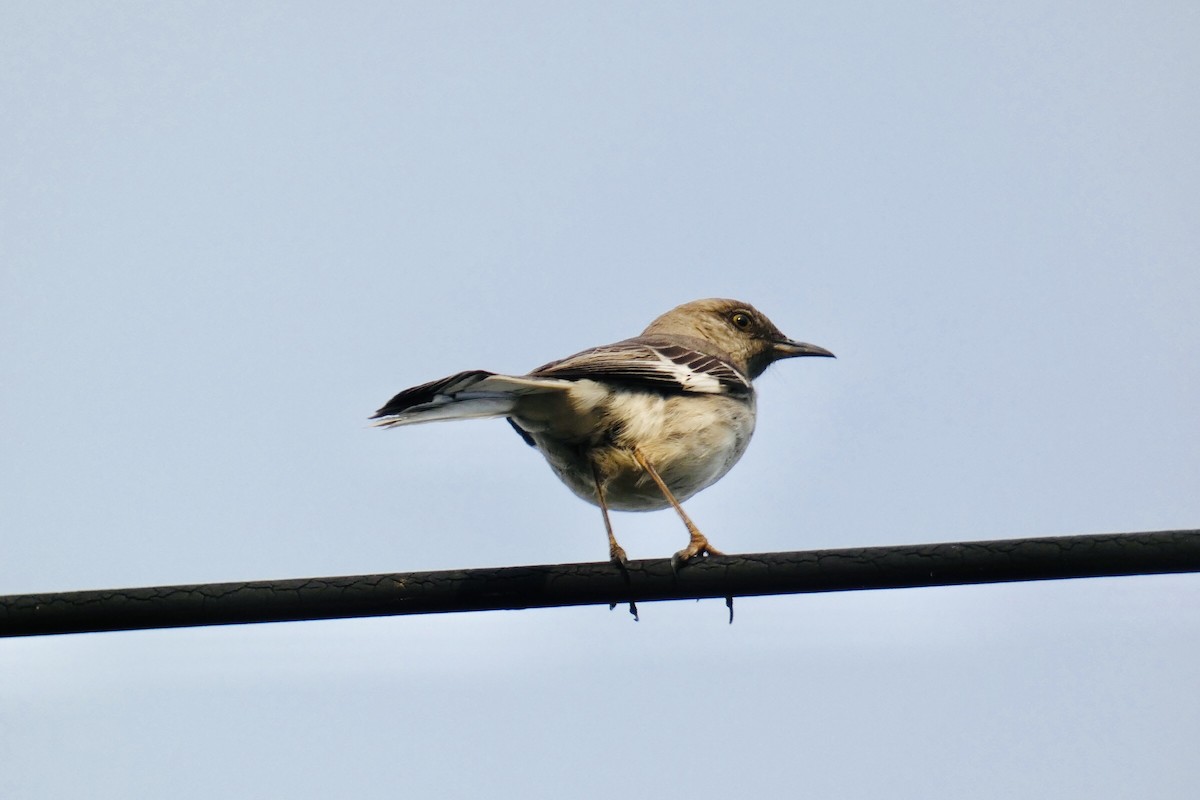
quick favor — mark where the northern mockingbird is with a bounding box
[372,298,834,566]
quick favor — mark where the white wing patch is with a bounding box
[649,347,724,393]
[529,338,751,396]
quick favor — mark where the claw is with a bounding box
[607,599,639,621]
[671,534,724,569]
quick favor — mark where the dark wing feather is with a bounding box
[529,337,750,396]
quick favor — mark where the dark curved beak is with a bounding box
[773,339,835,359]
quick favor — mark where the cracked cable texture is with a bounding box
[1,529,1197,637]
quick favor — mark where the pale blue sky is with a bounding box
[3,3,1198,798]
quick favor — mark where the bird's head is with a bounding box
[643,298,835,379]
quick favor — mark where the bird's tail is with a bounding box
[370,370,571,428]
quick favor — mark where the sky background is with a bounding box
[3,2,1199,798]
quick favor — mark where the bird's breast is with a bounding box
[521,389,757,512]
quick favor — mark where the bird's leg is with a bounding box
[594,461,639,619]
[591,461,628,566]
[632,446,725,568]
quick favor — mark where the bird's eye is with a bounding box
[731,311,753,330]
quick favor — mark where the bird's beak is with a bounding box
[772,338,835,359]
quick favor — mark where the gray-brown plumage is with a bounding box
[372,298,834,565]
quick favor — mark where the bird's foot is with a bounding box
[609,541,629,568]
[670,533,724,572]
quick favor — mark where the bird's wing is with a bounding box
[529,337,750,396]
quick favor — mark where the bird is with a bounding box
[371,298,834,567]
